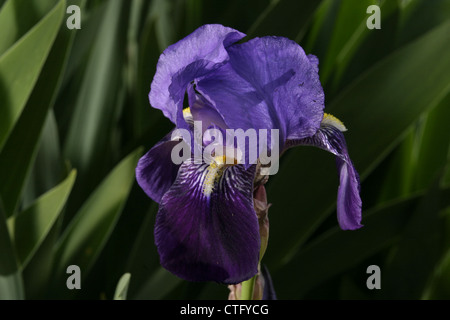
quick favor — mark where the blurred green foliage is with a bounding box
[0,0,449,300]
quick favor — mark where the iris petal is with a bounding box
[287,114,362,230]
[154,159,260,284]
[149,24,245,127]
[187,85,229,133]
[135,132,182,203]
[196,36,324,148]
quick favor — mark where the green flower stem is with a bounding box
[240,274,256,300]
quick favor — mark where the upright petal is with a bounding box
[155,159,260,284]
[135,132,182,203]
[287,114,362,230]
[196,36,324,148]
[149,24,245,127]
[188,87,229,132]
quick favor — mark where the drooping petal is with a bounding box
[286,114,362,230]
[154,159,260,284]
[149,24,245,128]
[196,36,324,149]
[135,132,183,203]
[336,156,362,230]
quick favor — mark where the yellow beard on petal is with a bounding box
[202,155,237,196]
[182,107,194,125]
[322,113,347,132]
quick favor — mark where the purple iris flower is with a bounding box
[136,24,362,285]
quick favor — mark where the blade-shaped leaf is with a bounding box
[52,148,142,296]
[423,208,450,299]
[0,0,58,56]
[328,0,399,90]
[375,127,417,202]
[61,0,130,222]
[114,273,131,300]
[319,0,380,85]
[247,0,322,40]
[10,170,76,269]
[415,92,450,190]
[21,111,65,209]
[379,179,446,299]
[125,202,168,299]
[133,267,182,300]
[271,186,450,299]
[0,0,65,152]
[444,158,450,188]
[129,3,169,142]
[376,91,450,204]
[0,197,24,299]
[265,20,450,266]
[330,20,450,179]
[396,0,450,47]
[0,0,78,217]
[0,272,24,300]
[63,0,128,174]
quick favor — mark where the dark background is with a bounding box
[1,0,449,300]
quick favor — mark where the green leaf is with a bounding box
[10,170,76,269]
[271,187,450,299]
[0,272,24,300]
[328,0,399,90]
[379,179,446,299]
[21,217,61,299]
[0,0,58,56]
[125,202,171,299]
[0,0,77,217]
[126,2,167,142]
[303,0,336,53]
[133,267,182,300]
[396,0,450,47]
[374,90,450,204]
[114,273,131,300]
[148,0,171,50]
[63,0,128,173]
[319,0,378,85]
[0,0,65,152]
[61,0,131,222]
[247,0,322,40]
[52,148,142,295]
[60,0,102,89]
[265,20,450,267]
[330,20,450,179]
[339,275,369,300]
[0,197,24,299]
[423,208,450,299]
[414,92,450,190]
[375,127,418,202]
[123,6,175,152]
[424,250,450,299]
[184,0,202,33]
[21,111,65,209]
[444,158,450,188]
